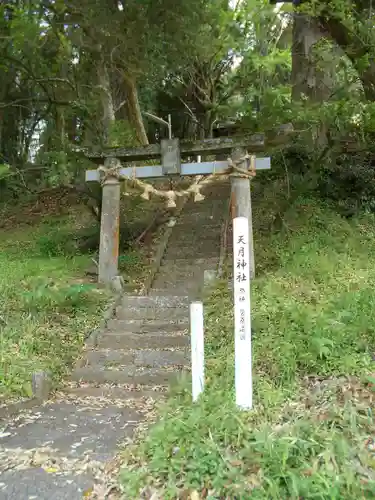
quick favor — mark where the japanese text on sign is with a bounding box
[233,217,253,410]
[236,236,248,284]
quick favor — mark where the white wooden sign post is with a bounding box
[233,216,252,410]
[190,301,205,402]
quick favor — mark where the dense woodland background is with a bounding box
[1,0,375,218]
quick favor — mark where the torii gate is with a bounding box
[82,127,292,285]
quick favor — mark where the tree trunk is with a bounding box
[97,61,116,145]
[204,111,215,139]
[292,14,334,102]
[55,107,66,149]
[94,56,117,225]
[292,14,336,146]
[123,74,149,146]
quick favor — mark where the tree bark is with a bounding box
[123,74,149,146]
[55,107,66,149]
[97,61,116,145]
[292,14,334,102]
[291,14,337,146]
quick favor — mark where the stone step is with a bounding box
[168,234,220,247]
[62,386,167,401]
[159,257,219,268]
[180,202,227,213]
[169,224,222,235]
[97,332,190,350]
[79,348,133,367]
[106,319,144,333]
[79,348,189,369]
[151,277,201,294]
[106,318,188,333]
[121,295,189,309]
[174,222,222,232]
[186,205,226,214]
[148,287,200,298]
[134,349,189,367]
[178,219,223,230]
[71,366,184,386]
[184,202,227,214]
[116,305,188,321]
[179,211,225,223]
[163,246,220,260]
[184,193,228,204]
[153,265,203,283]
[167,233,221,247]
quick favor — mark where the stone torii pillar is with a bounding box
[230,148,256,278]
[98,157,121,284]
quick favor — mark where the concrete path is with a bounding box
[0,180,230,499]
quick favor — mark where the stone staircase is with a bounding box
[71,179,230,391]
[72,295,190,387]
[0,180,230,499]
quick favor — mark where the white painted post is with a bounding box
[190,301,204,402]
[233,216,252,410]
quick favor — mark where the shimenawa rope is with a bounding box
[96,153,256,208]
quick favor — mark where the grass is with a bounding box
[120,196,375,499]
[0,191,163,400]
[0,215,110,400]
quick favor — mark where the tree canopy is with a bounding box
[1,0,374,199]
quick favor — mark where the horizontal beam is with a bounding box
[85,158,271,182]
[76,134,265,163]
[75,125,294,163]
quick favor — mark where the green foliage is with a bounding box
[0,218,109,398]
[0,163,10,179]
[0,186,165,398]
[317,154,375,213]
[108,120,139,147]
[21,282,97,315]
[36,228,78,257]
[1,0,375,211]
[120,197,375,498]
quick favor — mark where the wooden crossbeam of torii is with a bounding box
[82,127,293,284]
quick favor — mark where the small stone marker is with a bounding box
[32,371,51,400]
[233,217,252,410]
[110,275,125,293]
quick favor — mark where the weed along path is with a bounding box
[0,181,230,499]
